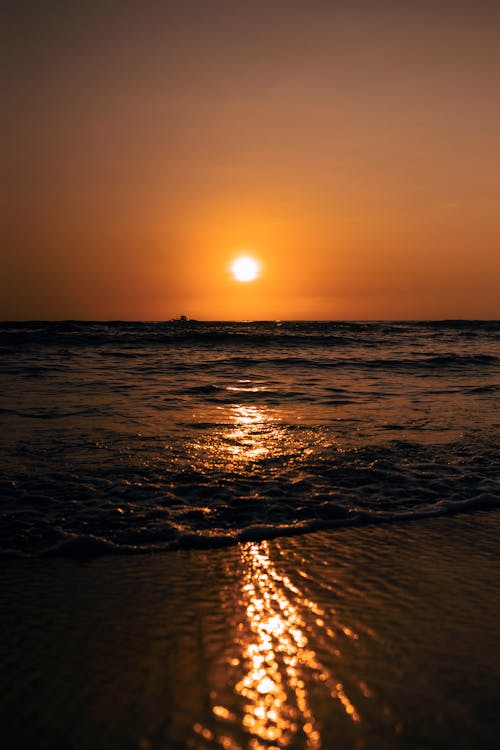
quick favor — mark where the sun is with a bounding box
[231,256,260,282]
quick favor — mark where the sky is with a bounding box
[2,0,499,320]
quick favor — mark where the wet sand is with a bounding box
[1,511,499,750]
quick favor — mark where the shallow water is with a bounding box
[1,512,499,749]
[0,320,499,555]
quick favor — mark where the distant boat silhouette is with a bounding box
[170,315,198,323]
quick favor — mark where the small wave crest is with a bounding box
[2,493,497,560]
[2,432,498,559]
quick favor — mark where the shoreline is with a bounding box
[2,510,500,749]
[3,498,498,560]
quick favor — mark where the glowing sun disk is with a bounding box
[231,256,259,282]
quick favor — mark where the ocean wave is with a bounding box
[1,320,499,352]
[1,320,498,560]
[180,353,499,372]
[1,434,498,559]
[1,493,497,560]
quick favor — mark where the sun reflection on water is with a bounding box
[190,402,291,469]
[192,538,366,750]
[188,379,341,475]
[188,389,366,748]
[225,405,272,461]
[232,542,361,749]
[235,543,322,749]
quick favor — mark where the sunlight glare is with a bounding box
[231,256,260,282]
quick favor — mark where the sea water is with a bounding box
[0,320,498,556]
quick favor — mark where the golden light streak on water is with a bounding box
[189,397,366,748]
[230,542,361,749]
[188,390,343,479]
[190,403,278,469]
[225,405,271,461]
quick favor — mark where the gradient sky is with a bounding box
[2,0,499,320]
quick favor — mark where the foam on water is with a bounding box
[1,321,499,557]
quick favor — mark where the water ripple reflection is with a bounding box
[193,540,365,749]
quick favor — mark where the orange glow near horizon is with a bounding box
[2,2,500,320]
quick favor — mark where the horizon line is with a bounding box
[1,318,498,324]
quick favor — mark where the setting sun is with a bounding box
[231,256,260,282]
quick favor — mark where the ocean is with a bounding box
[1,320,498,557]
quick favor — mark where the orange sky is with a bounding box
[2,0,499,320]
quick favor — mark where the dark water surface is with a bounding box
[1,320,499,556]
[1,513,499,750]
